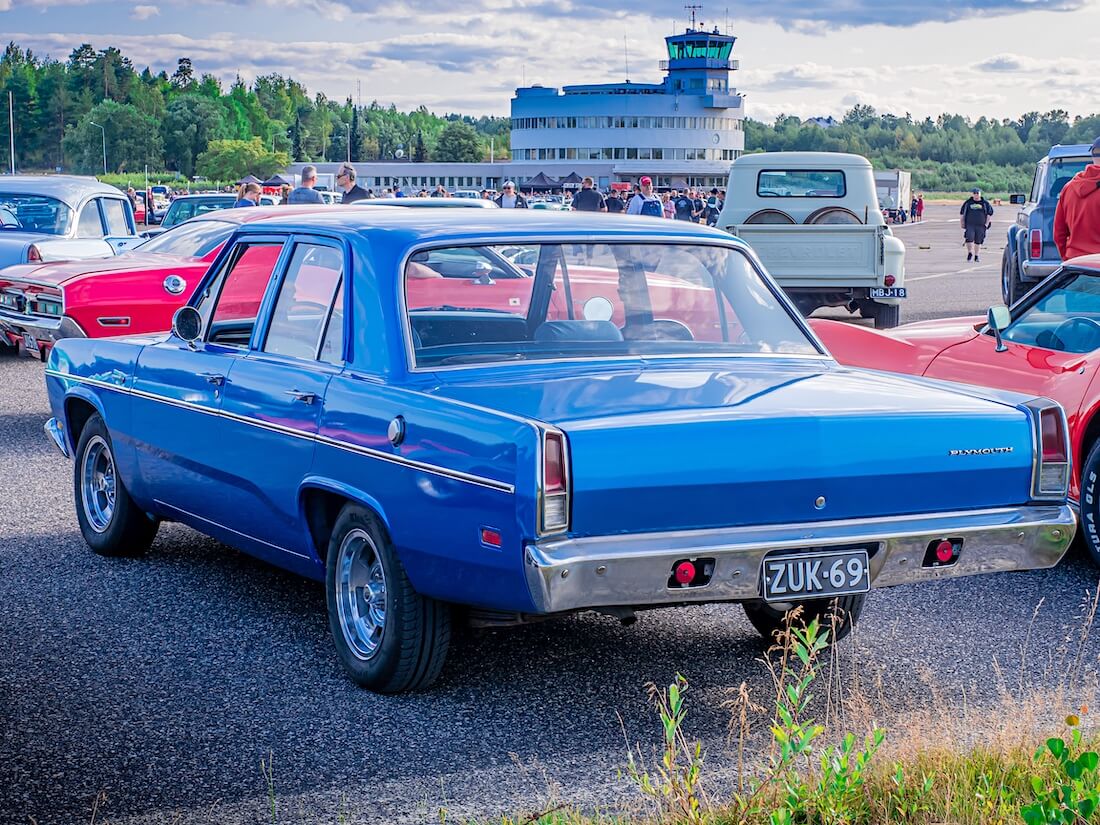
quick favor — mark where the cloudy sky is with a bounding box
[1,0,1097,122]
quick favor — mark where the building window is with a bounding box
[639,148,652,160]
[626,147,638,160]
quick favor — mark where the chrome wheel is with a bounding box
[80,435,116,534]
[335,527,387,660]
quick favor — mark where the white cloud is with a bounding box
[131,4,158,19]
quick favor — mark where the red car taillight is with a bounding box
[26,244,41,263]
[1030,229,1042,260]
[1034,405,1070,498]
[540,430,570,534]
[884,274,896,287]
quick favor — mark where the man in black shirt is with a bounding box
[570,177,607,212]
[960,188,994,262]
[673,189,695,221]
[335,163,369,204]
[605,190,625,214]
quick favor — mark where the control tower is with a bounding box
[660,25,739,105]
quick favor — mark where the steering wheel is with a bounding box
[1050,316,1100,353]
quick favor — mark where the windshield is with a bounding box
[406,242,820,368]
[136,219,236,258]
[0,193,73,235]
[162,197,235,228]
[1002,268,1100,353]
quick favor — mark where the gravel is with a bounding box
[2,203,1097,823]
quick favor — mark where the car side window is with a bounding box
[263,243,344,361]
[76,201,105,238]
[204,243,284,348]
[101,198,131,236]
[319,281,345,365]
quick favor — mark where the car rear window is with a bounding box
[0,193,73,236]
[757,170,846,198]
[1047,158,1091,201]
[138,220,236,258]
[405,241,820,368]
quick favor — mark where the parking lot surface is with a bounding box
[2,202,1096,825]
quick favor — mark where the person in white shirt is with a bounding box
[626,176,663,217]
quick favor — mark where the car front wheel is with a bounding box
[326,504,451,693]
[73,413,158,556]
[742,594,865,644]
[1077,441,1100,566]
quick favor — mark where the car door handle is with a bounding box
[285,390,316,404]
[200,372,225,386]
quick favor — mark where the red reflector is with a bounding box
[480,527,502,547]
[26,244,41,263]
[674,561,695,585]
[935,541,954,563]
[544,432,566,493]
[884,274,896,287]
[1040,408,1068,462]
[1030,229,1042,260]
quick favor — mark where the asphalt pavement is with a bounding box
[2,203,1098,824]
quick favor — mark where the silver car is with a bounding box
[0,176,141,267]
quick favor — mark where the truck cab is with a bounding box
[1003,143,1093,305]
[717,152,906,328]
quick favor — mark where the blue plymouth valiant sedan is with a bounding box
[43,209,1076,692]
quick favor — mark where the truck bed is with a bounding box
[731,224,885,288]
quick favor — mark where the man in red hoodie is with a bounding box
[1054,137,1100,261]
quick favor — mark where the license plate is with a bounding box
[22,333,39,354]
[761,549,870,603]
[869,287,907,298]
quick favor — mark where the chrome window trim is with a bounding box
[47,368,515,495]
[396,234,831,375]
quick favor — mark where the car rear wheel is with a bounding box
[858,300,900,329]
[73,413,158,556]
[742,594,865,644]
[1003,249,1025,306]
[325,504,451,692]
[1077,440,1100,566]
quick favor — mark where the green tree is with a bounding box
[195,138,289,180]
[432,120,481,162]
[63,100,163,173]
[162,92,228,176]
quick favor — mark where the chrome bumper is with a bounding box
[1020,260,1060,282]
[0,310,85,345]
[44,417,70,458]
[523,505,1075,614]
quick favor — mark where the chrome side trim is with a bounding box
[47,369,514,495]
[314,433,515,493]
[44,417,70,458]
[153,499,312,559]
[524,505,1076,613]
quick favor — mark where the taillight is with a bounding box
[540,430,570,534]
[884,274,896,287]
[1030,229,1042,260]
[26,244,41,263]
[1034,405,1070,498]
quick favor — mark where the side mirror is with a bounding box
[988,305,1011,352]
[1009,194,1026,205]
[172,306,203,346]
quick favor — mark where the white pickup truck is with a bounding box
[717,152,906,328]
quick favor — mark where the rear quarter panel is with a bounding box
[63,261,208,337]
[315,373,541,612]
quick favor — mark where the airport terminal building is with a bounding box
[290,26,745,192]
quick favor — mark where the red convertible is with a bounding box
[0,207,319,358]
[812,255,1100,562]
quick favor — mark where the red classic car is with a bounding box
[812,255,1100,562]
[0,207,320,358]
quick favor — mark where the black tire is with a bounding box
[1003,248,1026,306]
[792,295,821,317]
[73,413,158,557]
[325,504,451,693]
[743,594,866,644]
[872,303,900,329]
[1077,440,1100,566]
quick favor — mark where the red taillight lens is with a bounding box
[541,431,569,533]
[1030,229,1042,260]
[884,274,896,287]
[26,244,41,263]
[1040,407,1068,462]
[544,432,565,493]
